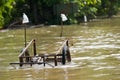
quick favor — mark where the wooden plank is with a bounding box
[33,39,37,56]
[19,39,34,57]
[10,62,44,65]
[56,40,68,54]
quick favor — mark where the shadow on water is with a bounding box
[0,18,120,80]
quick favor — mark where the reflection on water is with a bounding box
[0,18,120,80]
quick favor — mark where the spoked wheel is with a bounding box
[61,45,71,65]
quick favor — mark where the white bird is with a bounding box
[22,13,29,24]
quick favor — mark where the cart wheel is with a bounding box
[62,47,66,65]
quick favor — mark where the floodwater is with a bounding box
[0,18,120,80]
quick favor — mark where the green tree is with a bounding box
[0,0,15,28]
[98,0,120,17]
[1,0,120,28]
[74,0,101,20]
[11,0,26,23]
[25,0,69,24]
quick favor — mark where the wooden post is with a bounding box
[24,24,27,47]
[29,57,32,66]
[43,55,45,66]
[33,39,37,56]
[54,55,57,66]
[19,57,23,67]
[60,21,63,37]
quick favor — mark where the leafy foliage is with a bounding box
[0,0,120,28]
[98,0,120,17]
[74,0,101,18]
[0,0,15,28]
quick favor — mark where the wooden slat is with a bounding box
[18,39,34,57]
[10,62,43,65]
[56,40,68,54]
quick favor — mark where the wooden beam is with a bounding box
[56,40,68,54]
[19,39,34,57]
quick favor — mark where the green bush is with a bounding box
[0,0,15,28]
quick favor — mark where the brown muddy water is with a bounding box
[0,18,120,80]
